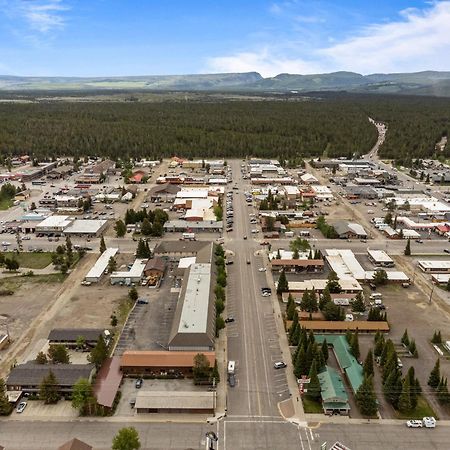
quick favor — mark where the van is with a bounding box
[227,360,235,375]
[370,293,383,300]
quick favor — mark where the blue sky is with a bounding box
[0,0,449,76]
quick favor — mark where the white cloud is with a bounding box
[321,1,450,73]
[6,0,69,33]
[207,48,324,77]
[208,1,450,76]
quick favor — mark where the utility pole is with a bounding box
[429,284,435,304]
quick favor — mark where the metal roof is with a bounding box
[48,328,105,342]
[318,366,349,404]
[85,248,118,280]
[93,356,122,408]
[63,219,107,234]
[120,350,216,368]
[134,390,214,410]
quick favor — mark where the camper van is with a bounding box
[227,360,236,375]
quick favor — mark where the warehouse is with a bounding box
[85,248,119,283]
[168,263,216,351]
[110,259,147,285]
[63,219,108,237]
[35,215,73,235]
[367,249,395,267]
[418,260,450,273]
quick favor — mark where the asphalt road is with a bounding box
[224,160,291,417]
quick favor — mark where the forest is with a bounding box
[0,93,448,164]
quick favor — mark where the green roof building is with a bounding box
[317,366,350,415]
[315,334,363,394]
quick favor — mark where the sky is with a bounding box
[0,0,450,77]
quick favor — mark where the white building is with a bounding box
[36,215,73,234]
[311,185,333,200]
[63,219,108,237]
[110,259,147,285]
[85,248,119,283]
[418,260,450,273]
[367,249,395,267]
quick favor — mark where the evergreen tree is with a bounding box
[408,339,418,358]
[291,324,301,346]
[0,378,13,415]
[428,359,441,389]
[300,289,318,313]
[350,331,360,360]
[352,292,366,313]
[404,239,411,256]
[40,370,60,404]
[356,375,378,416]
[88,335,109,369]
[383,368,402,408]
[129,286,138,302]
[99,235,106,254]
[48,344,70,364]
[305,342,315,375]
[407,367,419,409]
[319,287,331,310]
[114,220,126,237]
[306,359,321,400]
[401,329,410,347]
[277,270,289,294]
[431,330,442,344]
[286,293,296,320]
[288,314,299,344]
[72,378,95,415]
[107,256,117,273]
[141,218,152,236]
[374,334,385,358]
[398,376,412,413]
[35,351,48,364]
[321,339,329,363]
[294,346,307,378]
[363,349,374,377]
[437,378,450,405]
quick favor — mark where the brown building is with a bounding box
[120,350,216,376]
[143,257,166,278]
[58,438,93,450]
[271,259,324,273]
[299,320,390,333]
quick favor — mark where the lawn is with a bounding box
[0,273,66,294]
[302,397,323,414]
[1,252,53,269]
[0,197,13,210]
[395,395,437,420]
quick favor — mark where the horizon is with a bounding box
[1,1,450,77]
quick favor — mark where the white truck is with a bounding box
[227,360,235,375]
[181,232,196,241]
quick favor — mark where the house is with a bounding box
[57,438,93,450]
[317,366,350,415]
[143,257,166,278]
[129,170,147,184]
[14,189,31,202]
[6,363,95,395]
[333,221,367,239]
[48,328,109,348]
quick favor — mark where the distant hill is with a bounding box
[2,70,450,96]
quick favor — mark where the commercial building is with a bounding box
[164,220,223,233]
[143,257,166,278]
[110,259,147,285]
[120,350,215,376]
[317,366,350,415]
[270,259,324,273]
[311,185,333,200]
[148,183,181,203]
[63,219,108,237]
[365,271,410,283]
[418,260,450,273]
[168,262,215,351]
[85,248,119,283]
[134,391,215,414]
[333,221,367,239]
[288,278,363,293]
[153,240,211,258]
[6,363,95,395]
[48,328,109,348]
[367,249,395,267]
[325,249,366,280]
[300,321,390,333]
[35,215,73,235]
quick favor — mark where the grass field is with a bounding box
[0,252,53,269]
[302,397,323,414]
[395,395,437,420]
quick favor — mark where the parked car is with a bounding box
[423,417,436,428]
[16,402,27,413]
[274,361,287,369]
[406,420,423,428]
[224,316,235,323]
[135,378,143,389]
[415,239,424,244]
[228,374,236,387]
[258,268,266,272]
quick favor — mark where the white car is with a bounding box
[251,229,258,234]
[261,292,270,297]
[258,268,266,272]
[406,420,423,428]
[423,417,436,428]
[16,401,27,413]
[1,241,11,246]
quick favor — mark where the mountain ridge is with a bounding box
[2,70,450,96]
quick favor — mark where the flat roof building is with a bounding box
[85,248,119,282]
[110,259,147,284]
[36,215,73,234]
[168,263,215,351]
[367,249,395,267]
[63,219,108,237]
[418,260,450,273]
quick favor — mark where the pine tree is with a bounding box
[383,368,402,408]
[315,345,325,371]
[398,376,412,413]
[356,375,378,416]
[408,339,418,358]
[406,367,419,410]
[350,332,360,360]
[294,346,307,378]
[306,359,321,400]
[88,335,109,369]
[428,359,441,389]
[352,292,366,313]
[291,324,301,346]
[404,239,411,256]
[305,342,315,375]
[437,378,450,405]
[277,270,289,294]
[40,370,60,404]
[319,287,331,310]
[288,317,299,345]
[431,330,442,344]
[0,378,13,415]
[321,339,329,363]
[99,235,106,254]
[374,334,385,358]
[363,349,374,378]
[286,294,296,320]
[401,329,410,347]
